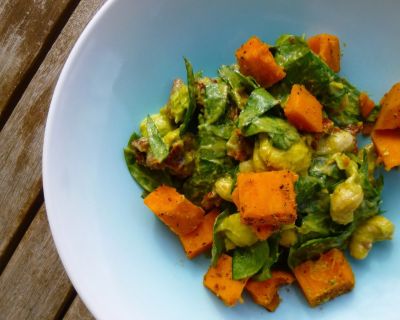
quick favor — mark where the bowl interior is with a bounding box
[44,0,400,319]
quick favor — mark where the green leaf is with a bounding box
[253,235,280,281]
[204,82,229,124]
[232,241,270,280]
[180,58,198,135]
[243,116,300,150]
[272,34,361,127]
[295,176,323,211]
[238,88,279,128]
[288,231,351,269]
[211,210,231,266]
[218,64,259,109]
[146,115,169,162]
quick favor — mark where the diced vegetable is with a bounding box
[235,36,286,87]
[375,82,400,130]
[349,215,395,259]
[144,185,204,235]
[293,248,355,307]
[203,254,248,306]
[371,129,400,170]
[284,84,323,132]
[359,92,376,119]
[237,171,298,226]
[246,270,295,311]
[307,34,341,72]
[179,209,219,259]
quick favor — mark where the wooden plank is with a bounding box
[0,206,74,319]
[64,296,95,320]
[0,0,106,269]
[0,0,79,123]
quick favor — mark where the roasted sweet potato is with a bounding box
[246,270,295,311]
[203,254,248,306]
[237,171,297,226]
[307,34,341,72]
[293,248,355,307]
[236,36,286,88]
[284,84,323,132]
[375,82,400,130]
[144,185,204,235]
[179,209,219,259]
[231,187,240,209]
[359,92,376,119]
[371,129,400,170]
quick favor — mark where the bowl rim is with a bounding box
[42,0,117,318]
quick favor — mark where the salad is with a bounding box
[124,33,400,311]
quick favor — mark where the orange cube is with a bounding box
[371,129,400,170]
[236,36,286,88]
[308,34,341,72]
[359,92,376,119]
[375,82,400,130]
[237,171,297,226]
[144,185,204,235]
[179,209,219,259]
[246,270,295,311]
[293,248,355,307]
[203,254,248,306]
[284,84,323,132]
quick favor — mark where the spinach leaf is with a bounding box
[253,235,280,281]
[211,210,231,266]
[288,231,351,269]
[272,35,361,127]
[204,81,229,124]
[309,156,346,191]
[218,64,259,109]
[146,115,169,162]
[232,241,269,280]
[295,176,323,211]
[243,116,300,150]
[124,143,173,193]
[180,58,198,135]
[238,88,279,128]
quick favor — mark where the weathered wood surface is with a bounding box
[0,0,105,318]
[0,0,79,125]
[0,206,74,320]
[64,297,95,320]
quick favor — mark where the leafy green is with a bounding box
[238,88,279,128]
[218,64,259,109]
[295,176,323,211]
[146,115,169,162]
[243,116,300,150]
[309,156,346,191]
[204,82,229,124]
[211,210,231,266]
[232,241,269,280]
[366,104,382,123]
[288,231,352,269]
[272,34,361,127]
[180,58,198,135]
[167,79,189,124]
[253,235,281,281]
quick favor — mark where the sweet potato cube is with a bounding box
[371,129,400,170]
[375,82,400,130]
[293,248,355,307]
[236,36,286,88]
[246,270,295,311]
[284,84,323,132]
[231,187,240,209]
[359,92,376,119]
[144,185,204,236]
[203,254,247,306]
[308,34,341,72]
[179,209,219,259]
[237,171,297,226]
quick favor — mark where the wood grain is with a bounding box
[0,0,79,124]
[64,296,95,320]
[0,206,74,319]
[0,0,105,270]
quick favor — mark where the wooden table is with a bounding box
[0,1,107,318]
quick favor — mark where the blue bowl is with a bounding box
[43,0,400,319]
